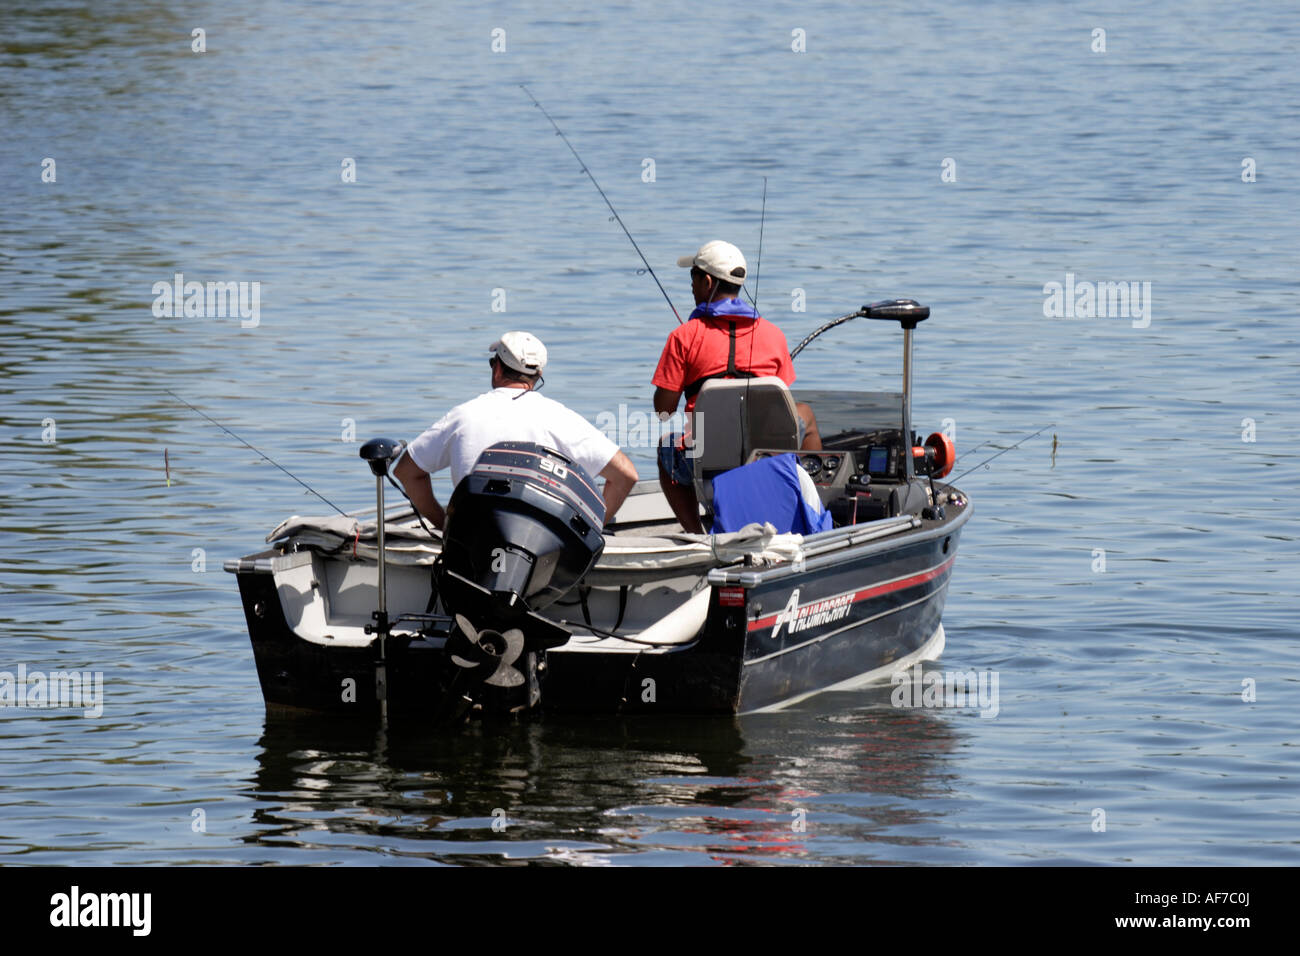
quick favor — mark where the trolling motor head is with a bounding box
[360,437,405,475]
[860,298,930,328]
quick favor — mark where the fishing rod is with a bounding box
[521,84,683,325]
[948,423,1057,484]
[164,389,348,516]
[960,433,1029,460]
[752,176,767,312]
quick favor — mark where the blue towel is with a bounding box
[711,453,833,535]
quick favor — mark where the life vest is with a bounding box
[682,319,757,400]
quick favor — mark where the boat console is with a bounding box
[737,389,933,528]
[748,445,927,525]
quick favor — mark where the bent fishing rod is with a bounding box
[521,84,683,325]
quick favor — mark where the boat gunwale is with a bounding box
[707,491,970,587]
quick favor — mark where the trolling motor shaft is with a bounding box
[359,437,406,718]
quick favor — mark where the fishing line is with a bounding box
[521,84,683,325]
[948,424,1057,484]
[164,389,348,516]
[753,176,767,313]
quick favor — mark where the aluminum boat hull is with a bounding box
[229,498,969,717]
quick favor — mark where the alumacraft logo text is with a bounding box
[0,665,102,717]
[771,588,854,637]
[891,663,1000,718]
[50,886,151,936]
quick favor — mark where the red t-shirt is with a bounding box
[653,313,795,413]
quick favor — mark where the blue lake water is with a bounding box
[1,0,1297,864]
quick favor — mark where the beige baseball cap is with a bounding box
[488,330,547,374]
[677,240,748,287]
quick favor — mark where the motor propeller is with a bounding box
[448,614,526,689]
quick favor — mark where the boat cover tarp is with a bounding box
[265,512,806,577]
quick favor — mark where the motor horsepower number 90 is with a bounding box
[538,458,568,479]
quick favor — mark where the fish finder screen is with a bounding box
[868,446,889,474]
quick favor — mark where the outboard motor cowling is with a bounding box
[433,443,605,707]
[440,442,605,612]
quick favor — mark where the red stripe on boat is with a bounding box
[746,554,957,632]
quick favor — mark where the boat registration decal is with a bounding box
[718,586,746,607]
[749,554,957,636]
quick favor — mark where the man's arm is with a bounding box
[653,387,681,419]
[598,450,638,522]
[393,451,446,529]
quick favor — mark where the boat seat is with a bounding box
[691,376,801,510]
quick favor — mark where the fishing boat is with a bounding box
[224,300,972,719]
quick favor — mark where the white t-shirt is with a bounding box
[405,387,619,487]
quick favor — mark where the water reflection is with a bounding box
[246,695,963,864]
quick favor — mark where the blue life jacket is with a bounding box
[710,453,833,535]
[688,296,759,321]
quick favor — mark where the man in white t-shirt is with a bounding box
[393,331,639,528]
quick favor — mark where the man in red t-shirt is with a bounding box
[652,240,820,532]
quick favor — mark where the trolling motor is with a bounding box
[800,299,959,525]
[859,301,956,518]
[860,299,928,465]
[856,299,962,480]
[435,442,606,712]
[359,436,406,719]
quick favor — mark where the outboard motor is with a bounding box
[434,442,606,711]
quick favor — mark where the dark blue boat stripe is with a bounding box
[743,589,942,666]
[748,554,956,631]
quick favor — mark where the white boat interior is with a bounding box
[227,480,922,660]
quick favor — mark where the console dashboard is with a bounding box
[750,444,902,487]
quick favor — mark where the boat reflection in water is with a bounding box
[247,688,966,864]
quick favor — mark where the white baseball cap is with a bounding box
[488,331,547,374]
[677,240,748,287]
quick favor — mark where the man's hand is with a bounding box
[598,450,638,522]
[393,452,446,530]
